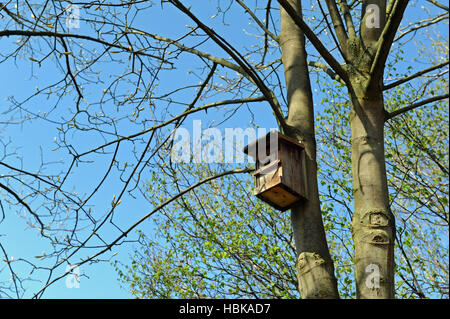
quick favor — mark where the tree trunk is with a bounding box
[280,0,339,299]
[349,85,395,299]
[348,0,395,297]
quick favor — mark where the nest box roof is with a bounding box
[243,130,305,158]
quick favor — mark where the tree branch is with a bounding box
[76,97,266,158]
[0,182,49,239]
[338,0,356,38]
[277,0,350,86]
[317,0,348,61]
[0,243,20,298]
[126,29,247,76]
[426,0,449,11]
[383,60,449,90]
[0,29,170,63]
[394,12,449,42]
[308,60,345,84]
[235,0,279,43]
[368,0,409,88]
[168,0,288,131]
[324,0,349,57]
[385,93,449,121]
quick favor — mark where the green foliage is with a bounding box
[385,89,449,298]
[115,162,299,298]
[314,40,449,298]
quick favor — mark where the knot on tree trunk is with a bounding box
[296,252,339,299]
[352,208,396,299]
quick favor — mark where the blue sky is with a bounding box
[0,1,280,299]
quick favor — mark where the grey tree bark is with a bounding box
[347,0,396,298]
[280,0,340,299]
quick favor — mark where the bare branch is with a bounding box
[324,0,349,56]
[426,0,449,11]
[75,97,265,159]
[168,0,288,130]
[0,243,20,298]
[385,93,449,121]
[368,0,409,89]
[395,12,449,42]
[235,0,279,43]
[0,182,49,239]
[384,60,449,90]
[277,0,350,85]
[125,29,247,76]
[338,0,356,38]
[308,60,345,84]
[0,29,170,63]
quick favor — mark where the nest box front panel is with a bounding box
[254,159,281,192]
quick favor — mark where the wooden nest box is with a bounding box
[243,131,307,211]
